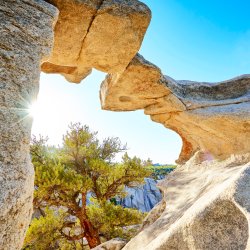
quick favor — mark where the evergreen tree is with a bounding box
[24,123,151,249]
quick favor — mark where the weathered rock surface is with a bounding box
[2,0,250,249]
[0,0,58,249]
[100,50,250,249]
[118,178,162,212]
[78,0,151,73]
[101,54,170,110]
[42,0,151,83]
[92,238,127,250]
[124,154,250,250]
[101,56,250,164]
[42,0,103,82]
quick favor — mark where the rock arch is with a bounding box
[41,0,250,164]
[0,0,249,249]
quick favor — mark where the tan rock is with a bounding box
[150,113,171,124]
[42,62,92,84]
[78,0,151,73]
[102,69,250,163]
[165,105,250,163]
[150,113,198,164]
[164,119,199,164]
[144,93,186,115]
[159,75,250,162]
[42,0,151,83]
[100,54,171,111]
[41,0,101,82]
[44,0,103,66]
[92,238,127,250]
[124,155,250,250]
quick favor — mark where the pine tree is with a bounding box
[24,123,152,249]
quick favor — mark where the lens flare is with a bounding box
[28,102,39,118]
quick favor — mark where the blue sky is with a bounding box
[142,0,250,81]
[32,0,250,164]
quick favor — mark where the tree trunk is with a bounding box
[81,219,101,249]
[79,193,101,249]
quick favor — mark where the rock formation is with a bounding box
[124,154,250,250]
[101,54,250,164]
[92,238,127,250]
[0,0,58,249]
[118,178,162,212]
[42,0,151,83]
[101,52,250,249]
[1,0,249,249]
[100,52,250,250]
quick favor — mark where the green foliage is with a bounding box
[148,165,176,179]
[87,200,145,240]
[24,123,152,249]
[23,208,83,250]
[34,161,92,208]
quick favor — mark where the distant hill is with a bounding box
[149,164,176,180]
[152,163,176,167]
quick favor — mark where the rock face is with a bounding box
[42,0,151,83]
[92,238,127,250]
[0,0,58,249]
[101,54,170,110]
[1,0,250,249]
[124,154,250,250]
[118,178,162,212]
[101,55,250,164]
[100,50,250,249]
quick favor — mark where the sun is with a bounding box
[28,80,81,146]
[28,102,40,118]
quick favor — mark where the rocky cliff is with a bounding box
[118,178,162,213]
[0,0,249,249]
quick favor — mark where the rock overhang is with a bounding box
[42,0,151,82]
[41,0,250,165]
[1,0,250,249]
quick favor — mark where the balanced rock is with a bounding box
[42,0,151,83]
[78,0,151,73]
